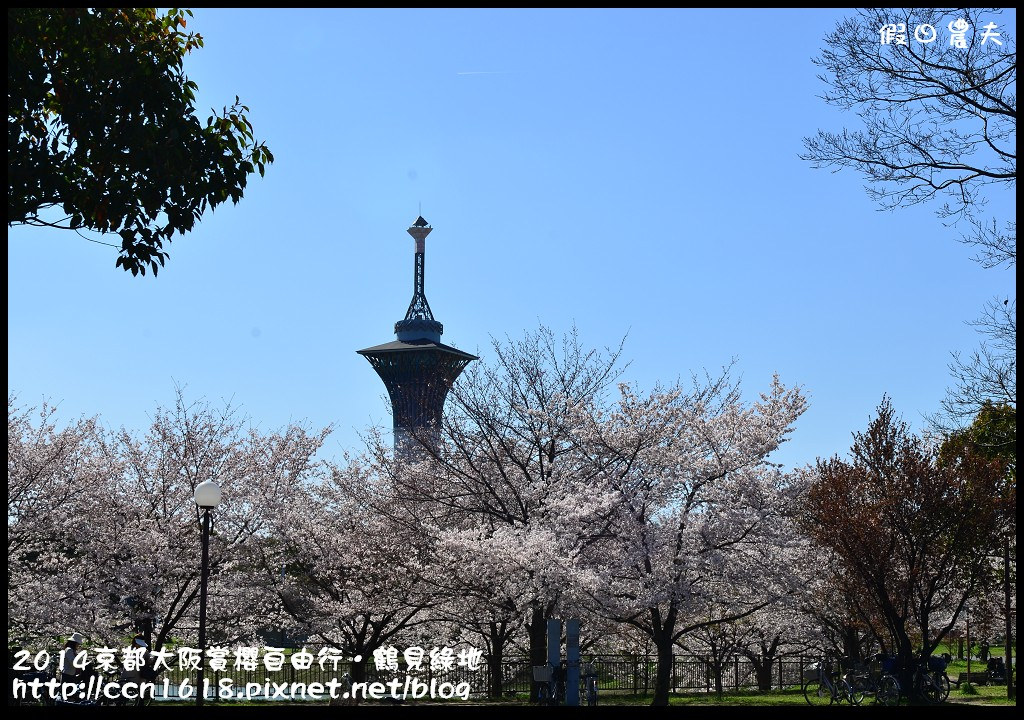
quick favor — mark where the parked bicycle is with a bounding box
[9,668,57,706]
[580,659,599,707]
[532,663,565,705]
[803,653,863,706]
[96,673,159,707]
[913,654,950,704]
[987,656,1007,683]
[844,653,901,706]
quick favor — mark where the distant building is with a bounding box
[357,217,476,451]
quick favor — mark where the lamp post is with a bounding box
[966,603,972,684]
[194,480,221,707]
[1004,532,1014,700]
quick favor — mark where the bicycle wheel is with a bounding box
[803,679,835,706]
[536,683,551,706]
[919,671,943,704]
[843,672,867,705]
[876,675,900,706]
[936,673,950,702]
[587,680,598,707]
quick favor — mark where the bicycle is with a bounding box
[986,656,1006,684]
[803,653,863,706]
[96,663,161,707]
[845,653,901,706]
[9,668,57,706]
[580,661,599,707]
[532,664,556,706]
[914,655,950,704]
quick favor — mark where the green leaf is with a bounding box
[8,7,272,277]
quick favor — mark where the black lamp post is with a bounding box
[1003,532,1014,700]
[966,602,972,684]
[194,480,221,707]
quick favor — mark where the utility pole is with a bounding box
[1005,533,1015,700]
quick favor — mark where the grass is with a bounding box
[132,686,1019,706]
[944,684,1016,706]
[351,685,1016,707]
[99,657,1020,708]
[387,686,1017,706]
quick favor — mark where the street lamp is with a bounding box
[966,601,972,685]
[1003,531,1014,700]
[194,480,221,707]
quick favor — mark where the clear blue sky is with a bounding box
[7,8,1016,470]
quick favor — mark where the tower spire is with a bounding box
[395,216,443,342]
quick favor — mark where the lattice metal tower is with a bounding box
[357,216,477,449]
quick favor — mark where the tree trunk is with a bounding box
[893,628,917,701]
[350,654,368,684]
[487,622,505,699]
[751,658,774,692]
[749,639,781,692]
[841,625,862,664]
[712,661,724,696]
[651,632,673,706]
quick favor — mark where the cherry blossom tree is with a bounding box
[96,391,331,650]
[8,395,111,644]
[581,370,807,705]
[11,326,810,709]
[387,324,630,690]
[373,326,805,705]
[8,389,332,654]
[414,536,530,698]
[256,458,438,684]
[676,606,753,696]
[696,531,825,693]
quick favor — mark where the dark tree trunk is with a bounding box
[893,628,917,700]
[751,658,774,692]
[705,640,725,697]
[841,625,862,664]
[487,646,504,699]
[652,631,674,706]
[487,621,507,699]
[712,661,724,696]
[350,654,368,684]
[648,605,680,707]
[748,638,781,692]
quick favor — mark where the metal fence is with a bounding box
[150,654,814,700]
[498,656,810,695]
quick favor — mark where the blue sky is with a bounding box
[7,8,1016,470]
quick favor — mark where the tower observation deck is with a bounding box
[357,217,477,449]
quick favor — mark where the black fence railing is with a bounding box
[144,654,814,700]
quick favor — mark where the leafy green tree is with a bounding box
[8,8,274,276]
[940,401,1016,701]
[941,401,1016,475]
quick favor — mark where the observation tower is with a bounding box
[357,216,477,449]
